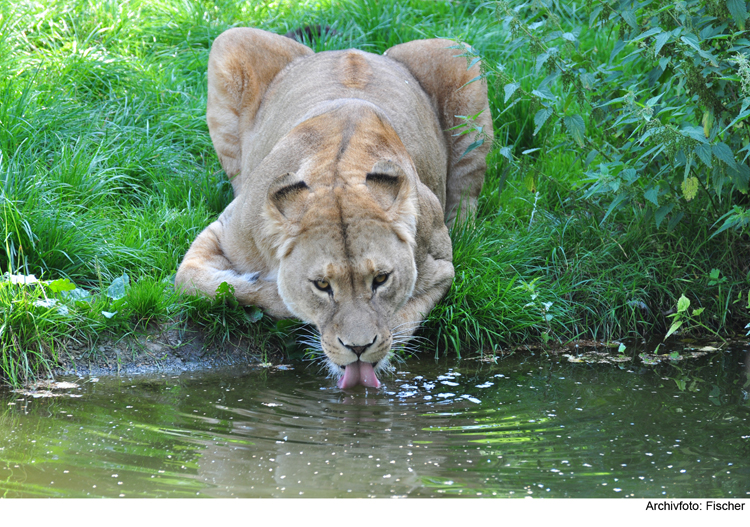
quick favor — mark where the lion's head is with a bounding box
[260,110,420,389]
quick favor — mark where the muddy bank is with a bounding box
[51,322,281,379]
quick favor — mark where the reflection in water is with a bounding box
[0,344,749,498]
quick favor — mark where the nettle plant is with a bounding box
[491,0,750,233]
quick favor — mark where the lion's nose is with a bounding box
[339,336,377,357]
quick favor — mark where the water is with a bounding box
[1,344,748,498]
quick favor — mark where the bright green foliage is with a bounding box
[0,0,748,386]
[181,281,266,350]
[664,291,724,342]
[492,0,750,233]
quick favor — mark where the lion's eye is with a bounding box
[372,273,389,289]
[313,279,331,292]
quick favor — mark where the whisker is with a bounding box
[390,320,423,334]
[298,339,323,351]
[392,333,429,344]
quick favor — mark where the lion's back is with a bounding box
[244,49,448,197]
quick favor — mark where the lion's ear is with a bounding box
[262,173,312,258]
[366,160,407,210]
[207,28,313,182]
[267,173,312,221]
[366,161,418,245]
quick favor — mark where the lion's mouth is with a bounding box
[337,360,381,389]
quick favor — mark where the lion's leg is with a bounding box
[175,214,291,319]
[392,255,454,338]
[385,39,493,226]
[391,184,455,337]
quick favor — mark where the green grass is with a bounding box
[1,0,748,386]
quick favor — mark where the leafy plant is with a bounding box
[492,0,750,232]
[664,293,726,342]
[183,282,264,347]
[516,277,557,344]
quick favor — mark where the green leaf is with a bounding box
[654,32,670,55]
[580,72,597,90]
[665,319,683,339]
[679,35,718,66]
[645,93,663,107]
[535,52,550,73]
[107,274,129,300]
[533,108,553,135]
[458,138,484,161]
[214,281,238,307]
[499,146,513,161]
[275,319,298,334]
[47,278,76,293]
[677,294,690,313]
[681,126,708,143]
[728,0,748,29]
[504,82,520,103]
[563,114,585,147]
[584,149,599,167]
[532,87,555,100]
[244,306,263,323]
[617,343,627,354]
[695,144,712,168]
[711,206,747,237]
[633,27,662,41]
[609,40,625,64]
[712,142,737,170]
[609,40,626,63]
[620,168,637,183]
[621,10,638,29]
[644,187,660,206]
[523,173,537,193]
[458,73,484,89]
[589,6,603,27]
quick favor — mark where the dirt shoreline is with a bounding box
[50,322,278,379]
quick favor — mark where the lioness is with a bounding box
[176,28,492,388]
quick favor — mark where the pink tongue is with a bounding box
[337,361,381,389]
[358,361,381,388]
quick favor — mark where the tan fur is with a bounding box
[176,28,492,378]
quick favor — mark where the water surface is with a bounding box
[1,344,748,498]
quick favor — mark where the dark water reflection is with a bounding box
[1,344,748,498]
